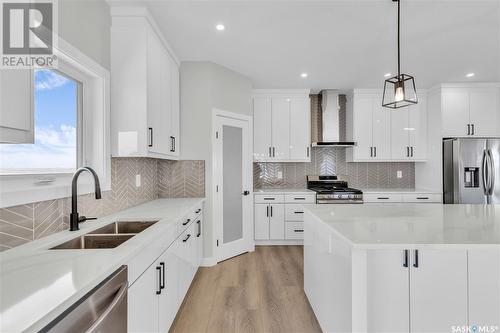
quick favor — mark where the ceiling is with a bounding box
[145,0,500,91]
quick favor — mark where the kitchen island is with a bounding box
[304,204,500,333]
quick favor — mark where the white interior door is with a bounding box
[214,112,253,262]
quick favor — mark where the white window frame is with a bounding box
[0,37,111,208]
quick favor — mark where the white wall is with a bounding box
[180,61,252,259]
[59,0,111,69]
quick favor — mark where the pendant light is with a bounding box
[382,0,418,109]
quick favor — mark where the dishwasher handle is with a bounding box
[85,280,128,333]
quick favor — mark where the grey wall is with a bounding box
[180,61,252,259]
[58,0,111,69]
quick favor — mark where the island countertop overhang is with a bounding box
[303,203,500,250]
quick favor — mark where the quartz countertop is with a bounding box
[303,203,500,249]
[0,198,205,333]
[254,188,315,195]
[362,188,442,194]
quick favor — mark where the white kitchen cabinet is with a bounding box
[157,246,179,333]
[254,203,284,240]
[128,262,160,333]
[111,10,180,159]
[391,101,427,161]
[371,100,391,160]
[442,86,500,137]
[254,203,270,240]
[252,90,311,162]
[0,69,34,144]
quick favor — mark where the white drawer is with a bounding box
[364,193,403,203]
[285,204,306,221]
[285,222,304,240]
[255,194,285,204]
[284,194,315,203]
[402,193,442,203]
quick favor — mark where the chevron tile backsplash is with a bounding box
[254,94,415,190]
[0,158,205,252]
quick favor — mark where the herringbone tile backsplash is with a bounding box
[254,94,415,190]
[0,158,205,252]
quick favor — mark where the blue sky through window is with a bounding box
[0,69,78,173]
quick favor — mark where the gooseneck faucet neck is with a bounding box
[70,167,102,231]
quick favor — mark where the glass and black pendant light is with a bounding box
[382,0,418,109]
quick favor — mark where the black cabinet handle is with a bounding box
[242,191,250,196]
[413,250,419,268]
[183,234,191,242]
[148,128,153,147]
[272,147,276,157]
[197,220,201,237]
[411,146,414,157]
[160,262,165,289]
[370,146,373,157]
[374,146,377,157]
[471,124,475,135]
[377,197,390,200]
[294,229,304,233]
[270,206,273,217]
[294,211,304,214]
[156,266,162,295]
[269,147,272,157]
[182,219,191,226]
[307,146,310,157]
[416,197,429,200]
[406,146,410,157]
[170,136,175,152]
[294,197,306,200]
[264,198,275,200]
[266,206,269,217]
[173,136,176,151]
[467,124,471,135]
[195,209,202,214]
[403,250,409,267]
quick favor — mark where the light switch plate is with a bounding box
[135,174,141,187]
[277,171,283,179]
[397,170,403,179]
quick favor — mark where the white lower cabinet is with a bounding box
[254,203,284,240]
[128,211,203,333]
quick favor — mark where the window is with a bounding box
[0,69,81,174]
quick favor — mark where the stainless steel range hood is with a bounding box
[312,90,356,147]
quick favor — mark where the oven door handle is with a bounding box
[84,281,128,333]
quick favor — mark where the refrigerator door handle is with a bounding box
[487,150,495,195]
[482,150,489,195]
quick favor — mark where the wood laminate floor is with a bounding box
[169,245,322,333]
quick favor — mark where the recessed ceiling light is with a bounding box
[300,73,308,78]
[466,73,475,78]
[384,73,392,78]
[215,24,225,31]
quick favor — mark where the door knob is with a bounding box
[242,191,250,196]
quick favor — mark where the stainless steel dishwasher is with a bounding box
[41,266,128,333]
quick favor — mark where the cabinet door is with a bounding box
[147,32,171,155]
[169,57,180,156]
[253,97,272,161]
[408,101,427,160]
[290,97,311,161]
[372,99,391,160]
[469,88,500,137]
[410,249,467,333]
[366,250,410,333]
[0,69,33,143]
[195,219,203,266]
[254,204,269,240]
[158,248,179,333]
[442,88,470,137]
[352,95,374,160]
[187,222,198,282]
[177,229,192,304]
[128,263,160,333]
[390,107,410,160]
[468,249,500,328]
[271,98,290,160]
[269,204,285,240]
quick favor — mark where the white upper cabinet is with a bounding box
[347,89,427,162]
[442,85,500,137]
[110,8,180,159]
[252,90,311,162]
[0,69,34,144]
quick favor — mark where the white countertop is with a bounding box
[254,188,315,195]
[362,188,442,194]
[0,198,205,333]
[303,204,500,249]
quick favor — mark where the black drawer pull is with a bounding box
[294,211,304,214]
[183,234,191,242]
[377,197,390,200]
[413,250,419,268]
[294,197,306,200]
[416,197,429,200]
[197,220,201,237]
[160,262,165,289]
[156,266,162,295]
[403,250,409,268]
[294,229,304,233]
[195,209,202,213]
[182,219,191,226]
[264,198,275,200]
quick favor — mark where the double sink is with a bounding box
[50,221,158,250]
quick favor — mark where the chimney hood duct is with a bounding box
[312,90,356,147]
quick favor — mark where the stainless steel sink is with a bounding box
[49,221,158,250]
[88,221,158,235]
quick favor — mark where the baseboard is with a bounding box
[255,240,303,246]
[199,257,217,267]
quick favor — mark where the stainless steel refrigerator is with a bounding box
[443,138,500,204]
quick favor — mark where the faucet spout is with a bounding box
[70,167,102,231]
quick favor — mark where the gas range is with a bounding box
[307,175,363,204]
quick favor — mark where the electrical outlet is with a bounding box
[277,171,283,179]
[135,174,141,187]
[397,170,403,179]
